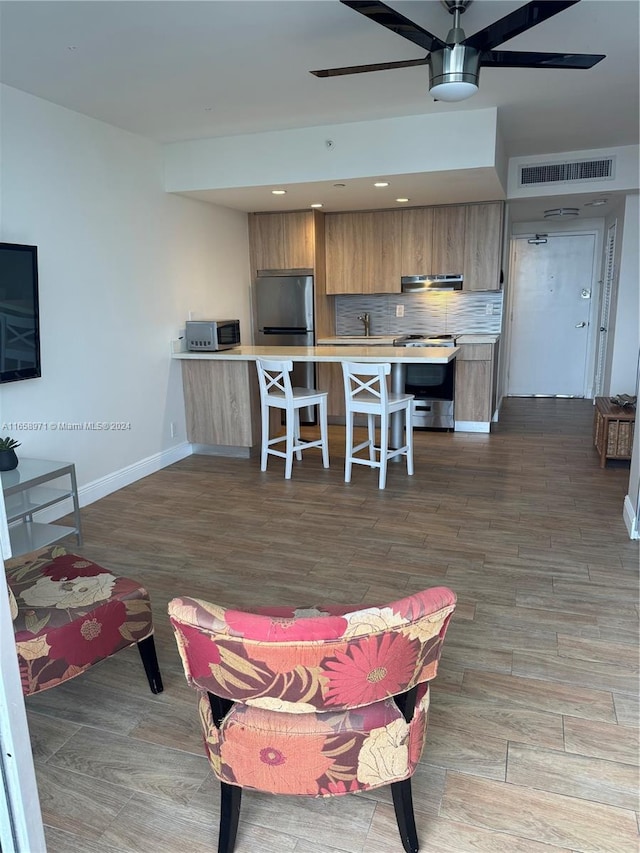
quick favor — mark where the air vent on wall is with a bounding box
[519,157,615,187]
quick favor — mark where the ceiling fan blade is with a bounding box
[463,0,581,52]
[481,50,606,69]
[311,57,430,78]
[340,0,447,53]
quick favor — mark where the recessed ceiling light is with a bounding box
[310,203,323,209]
[584,198,608,207]
[544,207,580,219]
[374,181,390,188]
[271,189,287,195]
[396,198,410,203]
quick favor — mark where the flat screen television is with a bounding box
[0,242,41,383]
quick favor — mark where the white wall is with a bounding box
[164,108,502,191]
[0,85,251,494]
[608,194,639,395]
[507,145,640,201]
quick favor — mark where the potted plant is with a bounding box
[0,437,21,471]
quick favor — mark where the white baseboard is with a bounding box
[455,421,491,433]
[33,442,193,523]
[191,443,254,458]
[623,494,639,540]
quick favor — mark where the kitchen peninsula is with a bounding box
[174,345,458,457]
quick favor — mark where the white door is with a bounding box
[0,488,46,853]
[508,233,596,396]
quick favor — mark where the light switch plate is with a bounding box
[396,305,405,317]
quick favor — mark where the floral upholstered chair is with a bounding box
[6,546,163,696]
[169,586,456,853]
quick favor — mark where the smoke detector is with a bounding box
[543,207,580,219]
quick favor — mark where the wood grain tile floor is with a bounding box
[22,398,638,852]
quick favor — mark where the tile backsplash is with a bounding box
[335,290,503,337]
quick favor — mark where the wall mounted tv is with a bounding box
[0,242,41,383]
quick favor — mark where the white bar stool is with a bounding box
[256,358,329,479]
[342,361,414,490]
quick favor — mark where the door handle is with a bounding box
[575,322,586,328]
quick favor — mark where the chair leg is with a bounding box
[406,403,414,476]
[319,398,330,468]
[137,635,163,694]
[260,402,270,472]
[345,412,354,482]
[218,782,242,853]
[285,409,295,479]
[379,410,389,489]
[368,413,376,463]
[294,409,303,461]
[391,778,419,853]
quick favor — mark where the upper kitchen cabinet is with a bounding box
[249,211,316,271]
[463,202,504,291]
[400,207,434,276]
[325,211,402,294]
[430,205,466,276]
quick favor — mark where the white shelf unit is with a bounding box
[1,459,83,558]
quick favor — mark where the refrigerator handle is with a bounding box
[262,326,310,335]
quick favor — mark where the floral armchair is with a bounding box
[169,586,456,853]
[6,546,162,696]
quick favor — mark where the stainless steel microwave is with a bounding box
[185,320,240,352]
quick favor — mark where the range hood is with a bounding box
[401,275,463,292]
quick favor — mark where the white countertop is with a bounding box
[455,334,500,344]
[173,345,458,364]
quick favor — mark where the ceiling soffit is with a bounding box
[163,108,503,197]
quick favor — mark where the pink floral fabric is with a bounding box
[6,547,154,695]
[169,587,456,797]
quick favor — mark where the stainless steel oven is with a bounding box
[394,335,456,429]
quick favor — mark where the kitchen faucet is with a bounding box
[358,313,371,337]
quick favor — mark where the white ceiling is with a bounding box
[1,0,638,221]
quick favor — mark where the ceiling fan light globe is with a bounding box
[430,80,478,101]
[428,44,480,101]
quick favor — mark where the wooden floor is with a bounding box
[26,398,638,853]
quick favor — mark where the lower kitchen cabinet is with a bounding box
[317,362,346,419]
[181,360,262,453]
[454,342,498,432]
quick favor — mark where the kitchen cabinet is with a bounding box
[249,211,316,271]
[181,360,262,451]
[463,202,504,291]
[317,362,346,419]
[454,342,498,430]
[248,210,335,345]
[400,207,434,275]
[431,205,466,276]
[251,203,503,295]
[325,210,402,294]
[401,202,503,289]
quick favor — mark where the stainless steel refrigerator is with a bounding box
[254,270,315,423]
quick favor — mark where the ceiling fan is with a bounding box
[311,0,605,102]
